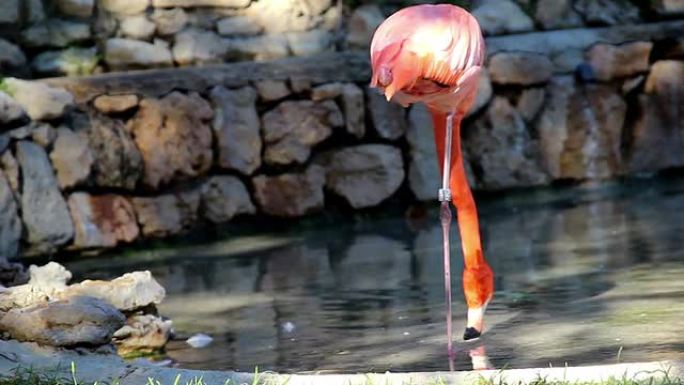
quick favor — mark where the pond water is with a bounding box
[64,175,684,373]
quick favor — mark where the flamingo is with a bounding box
[369,4,494,355]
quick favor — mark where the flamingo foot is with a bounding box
[464,306,486,340]
[463,327,481,341]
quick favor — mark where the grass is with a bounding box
[0,363,681,385]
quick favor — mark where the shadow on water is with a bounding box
[64,175,684,373]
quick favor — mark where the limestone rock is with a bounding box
[262,100,343,165]
[67,193,139,249]
[56,0,94,18]
[247,0,328,33]
[574,0,640,25]
[0,0,20,24]
[119,14,156,40]
[323,144,405,208]
[217,16,262,36]
[74,113,143,190]
[0,172,21,258]
[537,76,575,179]
[151,8,188,36]
[50,127,94,189]
[173,29,226,65]
[627,61,684,174]
[3,79,74,121]
[586,42,653,81]
[100,0,149,15]
[255,81,291,102]
[472,0,534,36]
[132,191,199,237]
[152,0,251,7]
[406,104,440,201]
[93,94,139,114]
[226,35,289,61]
[209,86,261,174]
[128,92,213,189]
[200,176,255,223]
[22,19,91,48]
[31,123,56,148]
[0,39,27,72]
[0,296,125,347]
[312,83,365,138]
[16,141,73,252]
[105,38,173,69]
[534,0,582,29]
[63,271,165,311]
[467,97,550,189]
[467,69,493,117]
[346,4,385,48]
[516,88,546,122]
[287,30,332,57]
[0,91,25,124]
[367,88,407,140]
[489,52,553,86]
[113,314,172,356]
[0,152,19,197]
[652,0,684,15]
[252,166,325,217]
[28,262,72,293]
[31,47,99,77]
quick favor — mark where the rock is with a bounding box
[0,152,19,197]
[64,271,165,311]
[290,78,311,93]
[2,79,74,121]
[151,8,187,36]
[346,4,385,48]
[0,0,20,24]
[287,30,332,57]
[552,49,585,74]
[30,118,56,147]
[56,0,94,18]
[467,69,493,117]
[262,100,343,165]
[7,125,30,140]
[489,52,553,86]
[367,88,407,140]
[252,166,325,217]
[0,258,27,287]
[119,14,156,40]
[226,35,289,61]
[406,104,440,201]
[0,39,27,71]
[0,172,21,258]
[534,0,582,29]
[322,144,405,208]
[200,176,255,223]
[0,91,25,124]
[173,29,227,65]
[627,61,684,174]
[24,0,46,23]
[74,113,143,190]
[113,314,172,356]
[586,42,653,81]
[537,76,575,178]
[652,0,684,15]
[105,38,173,70]
[467,97,550,189]
[217,16,262,36]
[472,0,534,36]
[67,193,139,249]
[16,141,73,252]
[255,81,291,102]
[152,0,250,7]
[516,88,546,122]
[209,86,261,174]
[49,127,94,189]
[312,83,365,138]
[93,94,139,114]
[132,191,199,237]
[0,296,125,347]
[574,0,640,25]
[31,47,99,77]
[28,262,72,293]
[128,92,213,189]
[100,0,149,15]
[247,0,326,33]
[22,19,91,48]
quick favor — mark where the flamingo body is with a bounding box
[370,4,494,347]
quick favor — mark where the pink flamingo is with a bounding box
[370,4,494,355]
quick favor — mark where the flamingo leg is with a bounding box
[438,113,455,357]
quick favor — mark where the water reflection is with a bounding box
[65,177,684,373]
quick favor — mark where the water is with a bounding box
[64,176,684,373]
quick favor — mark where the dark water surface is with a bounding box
[65,176,684,373]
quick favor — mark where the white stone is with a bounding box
[217,16,262,36]
[3,79,74,121]
[287,30,332,57]
[100,0,149,15]
[472,0,534,35]
[173,29,227,65]
[0,91,25,124]
[105,38,173,69]
[119,14,156,40]
[346,4,385,48]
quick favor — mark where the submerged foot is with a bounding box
[463,327,481,341]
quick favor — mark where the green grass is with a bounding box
[0,363,681,385]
